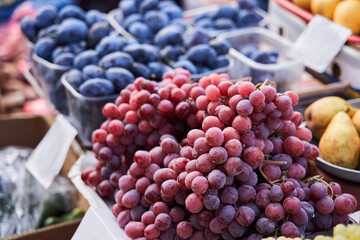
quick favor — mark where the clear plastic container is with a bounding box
[31,53,70,114]
[183,3,269,38]
[218,27,304,92]
[61,73,117,147]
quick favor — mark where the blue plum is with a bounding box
[34,5,58,29]
[154,24,183,47]
[140,0,158,14]
[120,0,138,17]
[82,65,106,80]
[87,22,111,48]
[195,18,213,29]
[236,10,263,27]
[238,0,257,10]
[250,50,275,64]
[128,22,152,43]
[160,45,183,61]
[53,52,74,66]
[20,16,37,40]
[186,44,217,67]
[85,9,105,26]
[239,44,257,58]
[79,79,115,97]
[52,46,71,61]
[122,14,142,29]
[144,10,169,33]
[209,39,231,55]
[215,6,238,20]
[131,62,151,78]
[59,5,86,21]
[161,5,182,20]
[99,51,134,69]
[215,55,230,68]
[123,43,159,63]
[185,29,210,49]
[173,59,197,74]
[34,37,57,61]
[37,24,59,39]
[66,69,84,88]
[57,18,88,44]
[105,67,135,91]
[148,62,167,81]
[214,18,235,29]
[95,35,128,57]
[74,50,99,69]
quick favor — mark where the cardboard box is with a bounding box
[0,113,89,240]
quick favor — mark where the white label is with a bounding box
[26,114,78,188]
[294,15,351,73]
[72,206,130,240]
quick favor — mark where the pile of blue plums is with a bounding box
[115,0,183,43]
[21,5,111,65]
[160,29,231,75]
[66,33,167,97]
[239,44,278,64]
[193,0,263,31]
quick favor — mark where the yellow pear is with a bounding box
[352,110,360,135]
[305,96,357,139]
[292,0,311,11]
[319,111,360,169]
[333,0,360,34]
[311,0,340,19]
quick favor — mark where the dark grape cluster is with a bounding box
[193,0,263,31]
[81,69,357,239]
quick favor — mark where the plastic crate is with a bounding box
[219,27,304,92]
[61,73,117,148]
[31,53,70,114]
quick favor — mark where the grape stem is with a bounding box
[263,160,286,166]
[259,164,272,185]
[305,175,334,198]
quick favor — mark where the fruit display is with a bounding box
[192,0,264,32]
[305,97,360,171]
[290,0,360,35]
[79,68,357,239]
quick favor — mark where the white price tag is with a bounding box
[26,114,77,188]
[294,15,352,73]
[72,206,130,240]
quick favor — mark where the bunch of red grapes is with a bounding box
[81,69,357,240]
